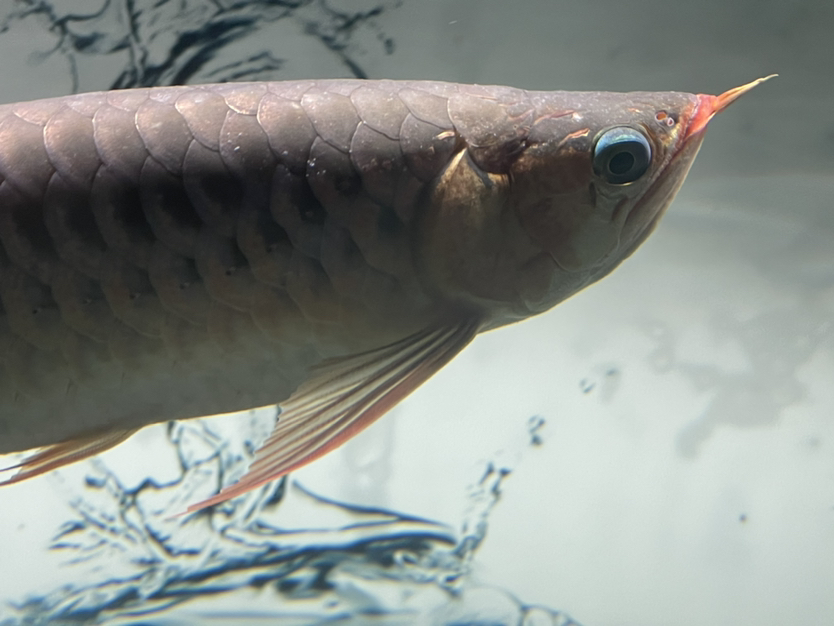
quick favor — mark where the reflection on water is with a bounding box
[0,0,399,92]
[2,414,577,625]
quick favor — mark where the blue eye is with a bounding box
[593,127,652,185]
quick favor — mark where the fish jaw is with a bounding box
[687,75,777,137]
[613,127,707,263]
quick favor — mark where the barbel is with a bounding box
[0,77,772,511]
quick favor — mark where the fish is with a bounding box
[0,76,773,512]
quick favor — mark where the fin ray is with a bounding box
[0,428,137,485]
[187,318,480,513]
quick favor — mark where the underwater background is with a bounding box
[0,1,833,624]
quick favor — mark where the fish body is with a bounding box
[0,78,770,508]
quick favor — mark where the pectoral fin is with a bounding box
[0,427,137,484]
[187,317,481,513]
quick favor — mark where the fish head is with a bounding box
[504,77,773,319]
[419,78,771,328]
[511,90,704,290]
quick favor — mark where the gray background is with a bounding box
[0,1,832,625]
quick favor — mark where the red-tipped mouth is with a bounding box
[686,74,777,138]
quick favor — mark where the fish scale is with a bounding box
[0,77,773,511]
[0,79,473,451]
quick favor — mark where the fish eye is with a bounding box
[592,127,652,185]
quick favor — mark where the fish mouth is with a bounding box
[685,74,777,139]
[620,75,776,255]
